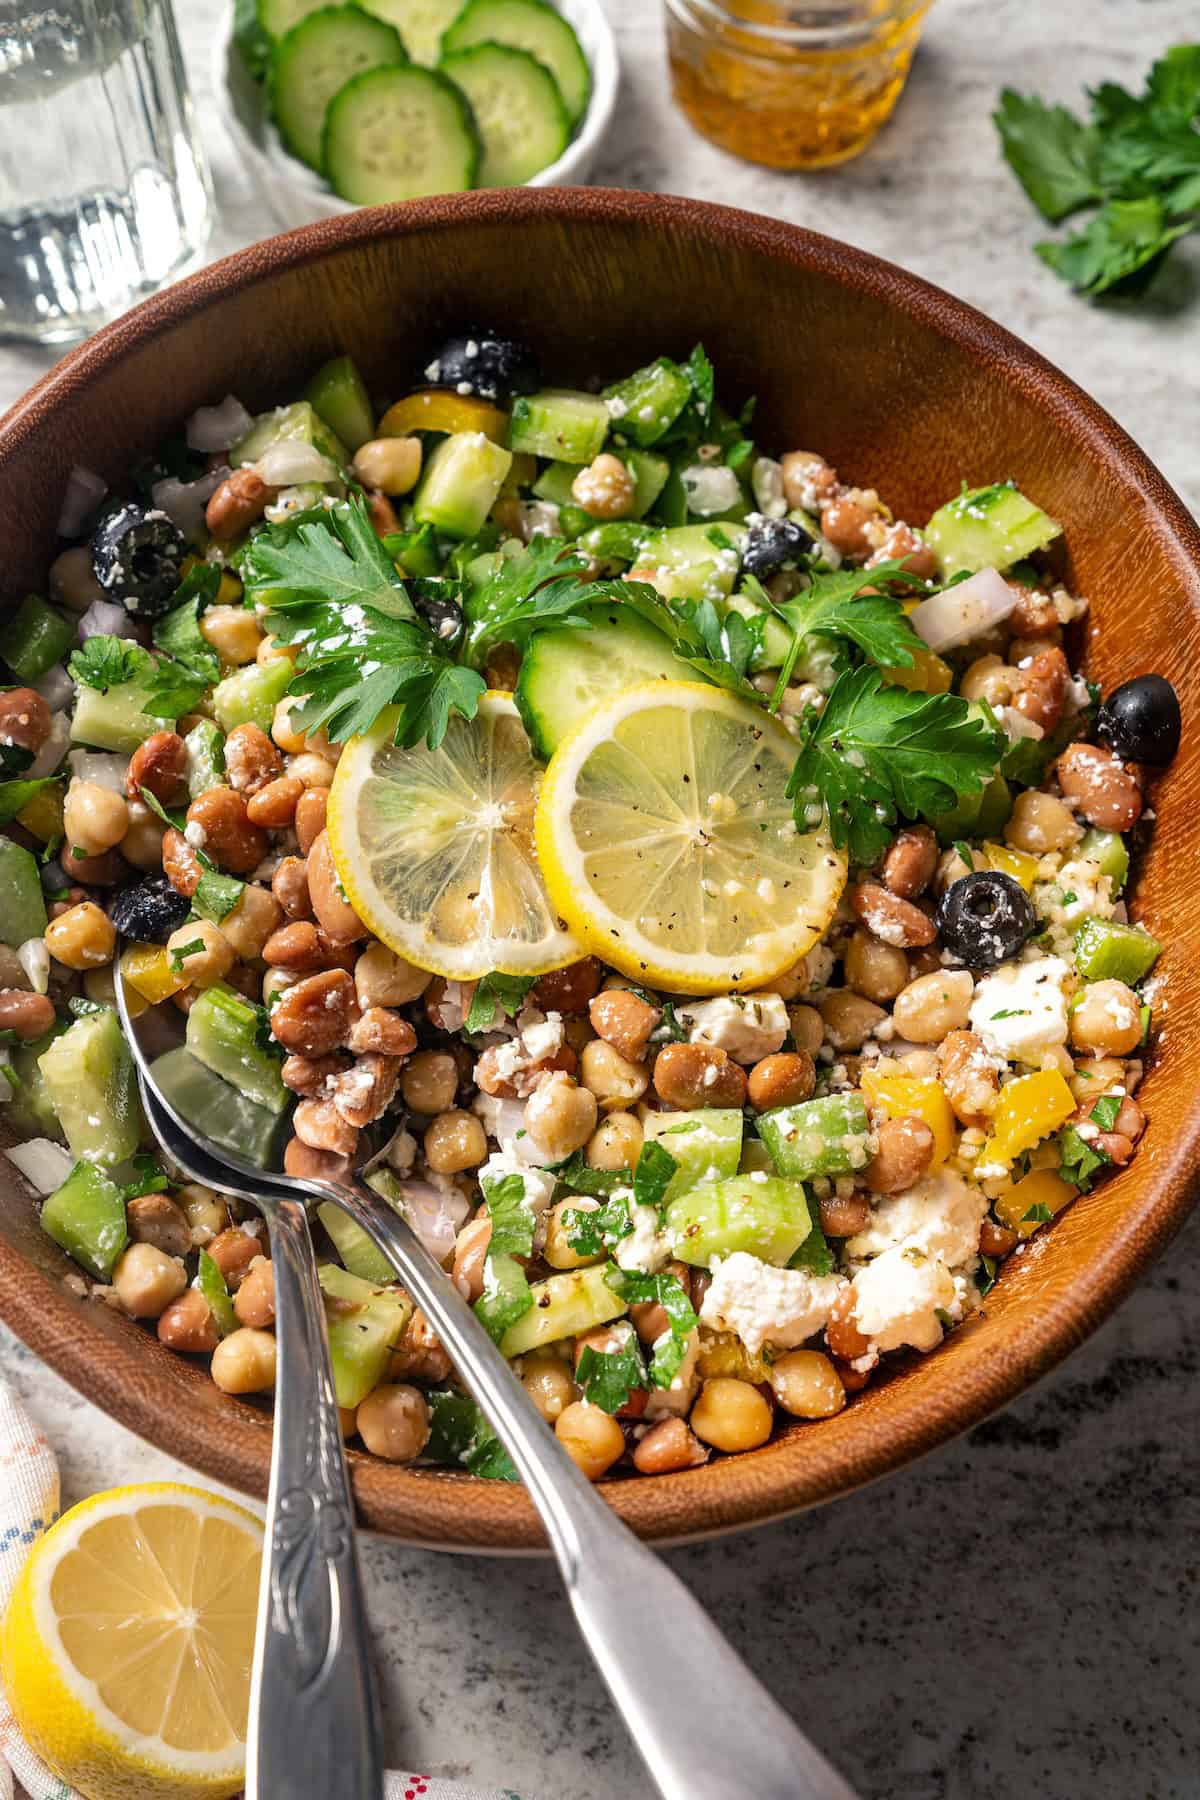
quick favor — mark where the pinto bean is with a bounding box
[1013,646,1069,732]
[223,723,282,796]
[653,1042,747,1110]
[818,1190,871,1237]
[979,1218,1018,1259]
[294,1097,359,1156]
[826,1288,875,1366]
[346,1007,417,1057]
[881,825,939,899]
[0,989,56,1041]
[234,1258,276,1328]
[206,468,271,540]
[332,1054,402,1129]
[283,1136,353,1184]
[162,827,202,898]
[126,731,187,804]
[262,920,326,970]
[589,988,660,1062]
[530,958,603,1014]
[157,1287,219,1353]
[632,1417,708,1474]
[294,787,328,855]
[820,497,874,557]
[247,775,303,828]
[0,687,51,755]
[862,1115,935,1193]
[185,787,267,875]
[208,1225,269,1291]
[269,968,358,1056]
[1055,742,1144,831]
[307,830,367,944]
[747,1051,816,1110]
[939,1030,1000,1127]
[271,855,312,920]
[851,880,937,949]
[126,1191,192,1259]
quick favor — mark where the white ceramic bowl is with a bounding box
[215,0,619,232]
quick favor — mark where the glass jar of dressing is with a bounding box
[664,0,934,170]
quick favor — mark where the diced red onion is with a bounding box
[255,441,337,487]
[78,598,130,641]
[33,662,75,712]
[909,566,1015,653]
[186,394,254,453]
[56,465,107,538]
[68,748,130,792]
[398,1179,471,1263]
[27,712,70,779]
[5,1138,74,1195]
[151,466,228,538]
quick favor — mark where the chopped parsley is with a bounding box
[991,1008,1030,1020]
[465,971,537,1034]
[168,936,205,973]
[68,635,149,692]
[575,1321,647,1413]
[1058,1091,1123,1191]
[632,1140,677,1215]
[1021,1201,1054,1225]
[424,1387,518,1482]
[604,1266,697,1388]
[788,1218,835,1276]
[562,1194,634,1257]
[552,1152,630,1199]
[768,559,927,708]
[473,1172,536,1345]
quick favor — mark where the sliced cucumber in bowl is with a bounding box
[364,0,465,64]
[441,42,570,188]
[269,4,407,170]
[322,62,481,201]
[442,0,591,124]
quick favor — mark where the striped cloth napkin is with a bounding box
[0,1381,524,1800]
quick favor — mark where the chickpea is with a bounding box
[157,1287,220,1353]
[586,1110,643,1172]
[49,544,105,611]
[177,1182,229,1245]
[424,1108,487,1174]
[653,1042,747,1110]
[271,696,332,758]
[263,967,298,1007]
[200,603,263,667]
[45,902,116,970]
[1069,980,1143,1056]
[787,1003,824,1055]
[863,1115,935,1193]
[452,1214,492,1301]
[781,450,837,508]
[579,1037,649,1110]
[295,788,329,855]
[1069,1056,1127,1105]
[690,1377,773,1453]
[543,1197,602,1270]
[769,1350,846,1419]
[843,930,908,1004]
[120,799,166,871]
[1004,789,1082,855]
[401,1049,458,1115]
[521,1353,578,1423]
[112,1243,188,1319]
[355,1383,430,1462]
[555,1401,625,1480]
[164,919,235,990]
[354,941,431,1009]
[892,969,974,1044]
[64,780,129,857]
[817,990,886,1052]
[939,1030,999,1127]
[288,752,336,791]
[234,1258,276,1328]
[256,632,299,667]
[219,883,284,960]
[186,787,267,875]
[307,831,367,945]
[211,1327,277,1394]
[960,653,1016,708]
[571,453,637,521]
[523,1071,598,1160]
[352,437,422,496]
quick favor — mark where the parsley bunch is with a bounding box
[995,43,1200,294]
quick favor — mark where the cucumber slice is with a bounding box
[211,657,293,734]
[531,460,579,508]
[932,771,1012,846]
[186,984,289,1116]
[601,358,692,448]
[499,1262,626,1357]
[666,1175,811,1269]
[509,389,609,462]
[1078,827,1129,893]
[305,354,375,454]
[723,591,792,672]
[758,1094,871,1181]
[362,0,462,64]
[323,63,479,203]
[412,430,512,537]
[925,481,1062,577]
[151,1046,290,1169]
[440,43,569,186]
[7,1025,69,1143]
[642,1109,744,1204]
[442,0,590,124]
[40,1160,127,1281]
[256,0,324,39]
[318,1263,411,1407]
[39,1010,139,1170]
[270,5,406,171]
[0,837,47,948]
[0,595,76,682]
[514,602,708,758]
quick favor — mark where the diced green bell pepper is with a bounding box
[1073,917,1162,984]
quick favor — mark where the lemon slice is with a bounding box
[327,690,583,979]
[535,682,846,994]
[0,1482,262,1800]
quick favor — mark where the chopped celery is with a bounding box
[0,837,47,947]
[509,389,610,462]
[318,1263,410,1408]
[758,1093,872,1180]
[319,1183,396,1285]
[70,663,164,753]
[305,355,375,455]
[601,358,692,447]
[186,984,288,1115]
[925,482,1061,577]
[40,1159,127,1280]
[413,432,513,538]
[0,595,76,681]
[150,1046,289,1167]
[1078,828,1129,893]
[211,657,293,734]
[231,399,348,474]
[184,718,226,797]
[1073,917,1162,984]
[666,1174,811,1268]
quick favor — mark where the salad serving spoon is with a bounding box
[117,971,859,1800]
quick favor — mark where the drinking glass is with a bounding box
[0,0,212,344]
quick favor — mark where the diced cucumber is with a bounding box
[70,659,163,754]
[442,0,590,123]
[441,43,569,186]
[318,1263,411,1408]
[1073,917,1162,984]
[151,1046,290,1169]
[323,64,480,203]
[602,358,693,447]
[384,522,441,577]
[186,984,288,1116]
[269,6,406,171]
[231,399,348,474]
[40,1159,127,1281]
[509,389,609,463]
[579,521,652,566]
[1079,828,1129,893]
[305,354,376,454]
[620,449,671,519]
[39,1010,138,1170]
[412,431,513,538]
[362,0,462,64]
[0,837,47,948]
[636,523,744,605]
[6,1025,69,1143]
[724,591,792,672]
[925,482,1062,577]
[184,718,226,798]
[758,1093,872,1181]
[0,595,76,681]
[499,1262,626,1356]
[318,1197,395,1286]
[197,1248,237,1337]
[642,1108,744,1204]
[514,602,708,758]
[666,1175,811,1269]
[211,657,293,734]
[932,772,1012,846]
[531,460,579,508]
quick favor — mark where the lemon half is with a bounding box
[535,682,846,994]
[327,690,583,979]
[0,1482,262,1800]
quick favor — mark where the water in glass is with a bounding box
[0,0,212,344]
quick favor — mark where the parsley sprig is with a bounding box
[767,559,926,709]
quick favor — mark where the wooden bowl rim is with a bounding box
[2,187,1198,1551]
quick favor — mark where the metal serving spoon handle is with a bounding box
[134,1079,385,1800]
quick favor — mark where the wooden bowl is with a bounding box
[2,189,1196,1551]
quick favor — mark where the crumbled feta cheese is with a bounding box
[478,1154,557,1249]
[643,1329,701,1419]
[383,1126,418,1174]
[851,1245,956,1352]
[969,956,1070,1064]
[680,993,788,1064]
[472,1093,546,1166]
[184,820,207,849]
[700,1251,846,1355]
[517,1006,564,1063]
[614,1200,671,1273]
[845,1166,988,1267]
[680,464,742,517]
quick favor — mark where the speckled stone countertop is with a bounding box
[1,3,1198,1796]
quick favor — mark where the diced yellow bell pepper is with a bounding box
[984,841,1039,892]
[15,783,64,843]
[983,1069,1076,1165]
[882,646,954,695]
[378,389,509,445]
[697,1328,771,1385]
[181,554,241,607]
[860,1070,957,1166]
[994,1168,1077,1238]
[120,942,189,1007]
